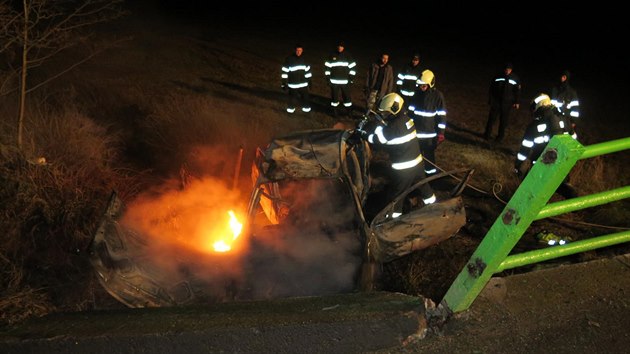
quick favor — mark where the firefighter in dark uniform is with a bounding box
[363,93,436,218]
[550,70,579,139]
[484,62,521,142]
[324,41,356,117]
[515,93,578,198]
[396,53,423,109]
[410,69,446,175]
[281,44,312,113]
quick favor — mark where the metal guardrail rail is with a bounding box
[442,135,630,313]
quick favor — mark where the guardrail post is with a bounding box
[442,135,585,313]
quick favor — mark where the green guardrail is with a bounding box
[442,135,630,313]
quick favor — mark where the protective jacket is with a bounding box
[396,64,423,97]
[367,113,422,171]
[551,81,579,126]
[489,71,521,106]
[366,111,436,212]
[325,51,357,85]
[515,106,574,170]
[410,88,447,139]
[282,54,312,89]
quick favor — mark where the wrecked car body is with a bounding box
[247,128,470,266]
[90,128,470,307]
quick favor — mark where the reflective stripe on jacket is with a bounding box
[367,114,423,170]
[411,88,447,138]
[282,54,311,88]
[325,51,356,84]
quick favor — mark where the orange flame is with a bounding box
[212,210,243,253]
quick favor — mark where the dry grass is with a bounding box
[382,236,480,301]
[0,287,55,326]
[0,96,144,326]
[570,154,629,194]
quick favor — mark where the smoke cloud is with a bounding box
[113,154,364,306]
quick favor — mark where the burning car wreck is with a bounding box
[90,127,472,308]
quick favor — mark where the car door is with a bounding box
[368,169,473,263]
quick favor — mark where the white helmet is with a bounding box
[418,69,435,88]
[531,93,551,112]
[378,93,404,115]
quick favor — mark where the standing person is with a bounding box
[361,93,436,218]
[396,53,423,104]
[365,53,394,113]
[410,70,446,175]
[484,62,521,142]
[515,93,577,198]
[324,41,357,117]
[281,44,312,113]
[550,70,579,138]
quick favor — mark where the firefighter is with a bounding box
[324,41,357,117]
[362,92,436,218]
[515,93,578,198]
[410,69,446,175]
[484,62,521,142]
[396,53,423,106]
[281,44,312,113]
[550,70,579,138]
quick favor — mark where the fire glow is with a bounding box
[212,210,243,253]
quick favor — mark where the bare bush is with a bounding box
[570,153,630,228]
[0,0,126,149]
[0,98,143,325]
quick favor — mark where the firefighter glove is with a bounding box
[437,133,445,144]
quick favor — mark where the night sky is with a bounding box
[151,0,626,71]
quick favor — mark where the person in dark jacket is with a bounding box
[365,53,395,113]
[550,70,579,138]
[515,93,578,198]
[396,53,423,104]
[409,69,446,175]
[396,54,424,110]
[281,44,312,113]
[364,93,436,218]
[484,62,521,142]
[325,41,357,117]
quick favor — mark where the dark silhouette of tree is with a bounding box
[0,0,126,150]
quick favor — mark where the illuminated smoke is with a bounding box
[114,147,364,305]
